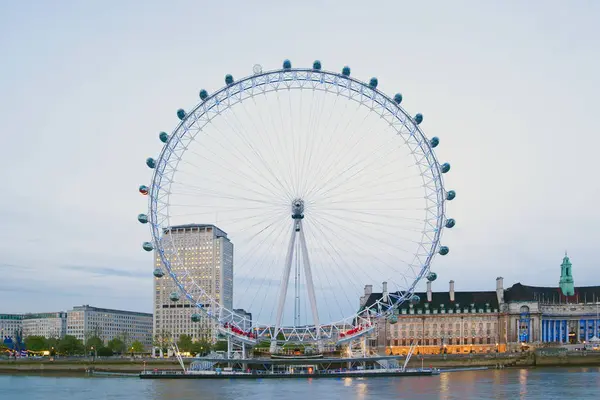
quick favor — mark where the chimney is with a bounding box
[382,282,388,302]
[449,280,455,302]
[496,277,504,305]
[427,281,432,302]
[360,284,374,308]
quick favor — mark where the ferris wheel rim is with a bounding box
[147,66,448,342]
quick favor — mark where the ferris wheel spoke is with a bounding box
[223,100,296,200]
[170,180,285,207]
[315,208,421,254]
[311,164,422,204]
[185,146,287,203]
[207,115,293,201]
[307,136,409,201]
[302,102,364,197]
[238,97,296,198]
[235,220,290,295]
[303,217,369,299]
[174,162,282,205]
[233,214,289,271]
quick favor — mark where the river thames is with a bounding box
[1,368,599,399]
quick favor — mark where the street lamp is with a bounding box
[131,346,134,358]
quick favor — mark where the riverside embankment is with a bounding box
[1,350,599,374]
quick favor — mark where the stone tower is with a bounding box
[559,252,575,296]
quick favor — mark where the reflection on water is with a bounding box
[519,368,529,399]
[1,368,600,400]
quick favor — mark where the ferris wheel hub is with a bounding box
[291,198,305,220]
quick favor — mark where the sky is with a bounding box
[0,0,599,315]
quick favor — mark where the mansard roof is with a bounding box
[361,290,499,311]
[504,283,600,303]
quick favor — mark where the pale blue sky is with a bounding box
[0,0,599,314]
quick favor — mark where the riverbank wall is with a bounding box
[1,351,600,374]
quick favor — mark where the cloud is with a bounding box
[60,265,147,279]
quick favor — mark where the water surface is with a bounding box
[1,368,600,399]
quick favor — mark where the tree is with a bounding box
[97,347,113,357]
[213,341,227,352]
[58,335,84,355]
[46,337,60,352]
[86,336,104,350]
[107,338,126,354]
[25,336,47,352]
[130,340,145,353]
[153,330,172,352]
[177,334,193,352]
[190,340,211,356]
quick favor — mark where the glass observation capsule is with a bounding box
[142,242,154,251]
[146,158,156,169]
[139,185,149,195]
[441,163,451,173]
[439,246,450,255]
[169,292,180,302]
[430,137,439,148]
[159,132,169,143]
[177,109,186,121]
[283,59,292,69]
[191,313,201,322]
[225,74,234,85]
[446,190,456,200]
[410,295,421,305]
[388,315,398,324]
[153,268,165,278]
[427,272,438,282]
[137,214,148,224]
[199,89,208,100]
[393,93,403,104]
[342,66,351,76]
[313,60,322,70]
[369,77,378,88]
[414,113,423,125]
[445,218,456,228]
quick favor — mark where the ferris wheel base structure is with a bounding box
[139,59,457,352]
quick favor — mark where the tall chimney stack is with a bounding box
[360,285,374,308]
[427,281,432,302]
[496,277,504,305]
[382,281,388,301]
[449,280,455,302]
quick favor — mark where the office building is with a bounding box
[153,224,234,345]
[66,305,153,349]
[0,314,22,338]
[22,312,67,339]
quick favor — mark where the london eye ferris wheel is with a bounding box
[138,60,456,350]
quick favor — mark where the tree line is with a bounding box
[23,335,146,356]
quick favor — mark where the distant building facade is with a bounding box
[363,253,599,353]
[361,280,506,355]
[153,224,234,346]
[502,254,600,345]
[0,314,23,339]
[66,305,153,349]
[22,312,67,339]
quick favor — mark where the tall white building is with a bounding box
[0,314,22,338]
[66,305,153,349]
[22,312,67,339]
[153,224,234,344]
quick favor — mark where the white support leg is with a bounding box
[271,223,297,353]
[298,220,321,349]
